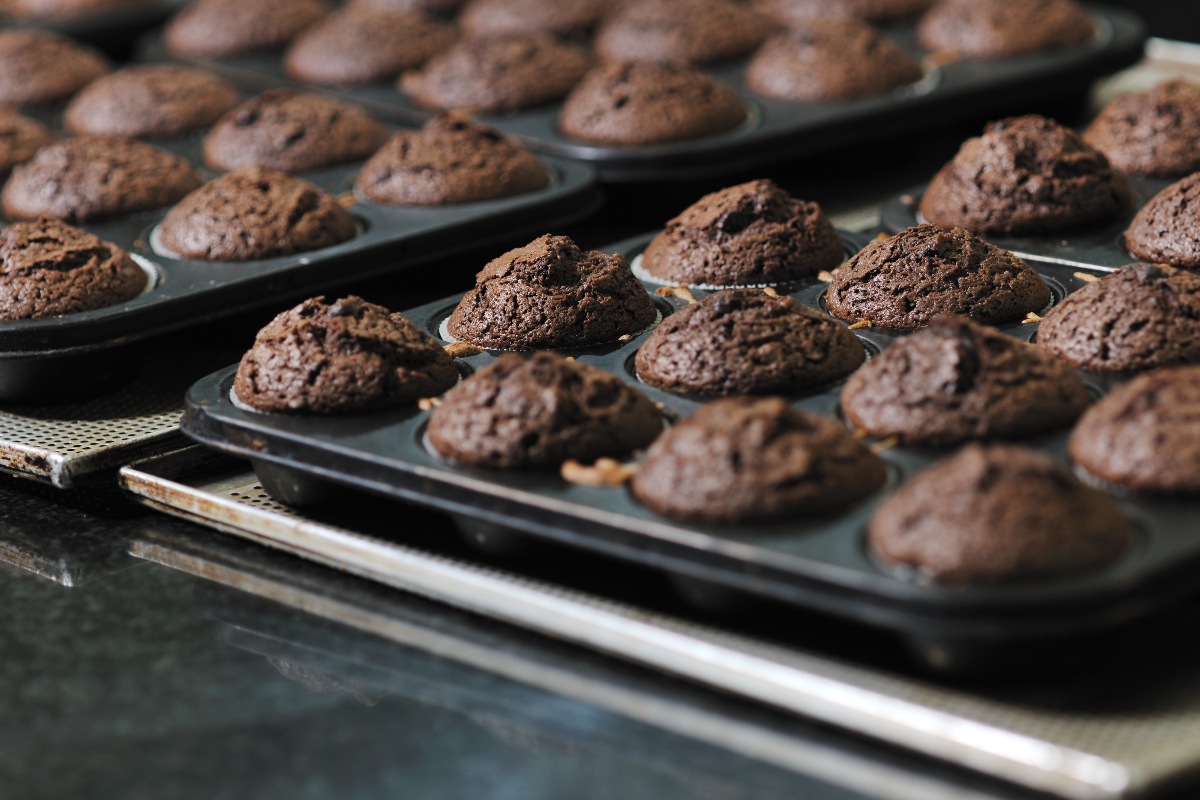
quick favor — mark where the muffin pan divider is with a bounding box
[139,4,1146,181]
[176,228,1200,670]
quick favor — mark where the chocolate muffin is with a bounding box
[233,295,458,413]
[202,90,388,173]
[869,444,1131,585]
[0,216,146,319]
[746,21,923,102]
[447,235,655,349]
[636,290,865,396]
[156,168,357,261]
[0,31,110,107]
[631,397,886,523]
[593,0,774,65]
[1037,264,1200,373]
[840,315,1088,445]
[919,115,1132,236]
[0,109,54,176]
[559,61,747,146]
[825,225,1051,329]
[757,0,934,25]
[918,0,1094,58]
[401,34,589,113]
[640,180,842,287]
[163,0,331,59]
[1124,173,1200,269]
[284,9,456,86]
[355,115,548,205]
[64,65,241,139]
[459,0,609,38]
[1083,80,1200,179]
[1070,366,1200,494]
[427,352,663,469]
[2,136,201,223]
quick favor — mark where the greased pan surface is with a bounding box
[0,116,600,400]
[179,229,1200,651]
[142,4,1146,181]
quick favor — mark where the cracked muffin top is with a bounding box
[840,315,1088,445]
[156,167,357,261]
[447,234,656,349]
[427,351,663,468]
[233,295,457,413]
[919,115,1131,236]
[825,224,1051,329]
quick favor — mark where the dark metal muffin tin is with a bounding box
[4,0,186,53]
[180,224,1200,673]
[141,4,1147,181]
[0,110,601,401]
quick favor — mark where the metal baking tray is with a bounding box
[121,449,1200,800]
[140,4,1146,181]
[174,224,1200,671]
[0,337,237,487]
[0,108,600,401]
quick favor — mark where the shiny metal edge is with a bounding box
[118,459,1135,800]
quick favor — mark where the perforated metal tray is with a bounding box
[120,448,1200,800]
[140,4,1146,181]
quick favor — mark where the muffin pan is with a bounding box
[179,227,1200,671]
[4,0,186,52]
[0,109,601,402]
[140,4,1147,181]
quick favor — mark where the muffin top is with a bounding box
[840,315,1088,445]
[164,0,331,58]
[919,115,1132,236]
[233,295,458,413]
[202,89,388,172]
[640,179,843,287]
[1084,80,1200,179]
[401,34,589,113]
[1124,172,1200,269]
[427,351,663,468]
[459,0,610,39]
[594,0,774,65]
[283,9,456,86]
[0,108,54,176]
[64,64,241,139]
[870,444,1130,585]
[1070,366,1200,494]
[635,289,865,397]
[2,136,200,223]
[757,0,934,25]
[156,168,357,261]
[746,20,923,102]
[631,397,886,523]
[559,60,746,146]
[355,114,548,206]
[0,30,110,107]
[918,0,1094,58]
[826,224,1051,329]
[447,234,656,349]
[0,216,146,319]
[1037,264,1200,373]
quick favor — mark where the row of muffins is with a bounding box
[147,0,1100,147]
